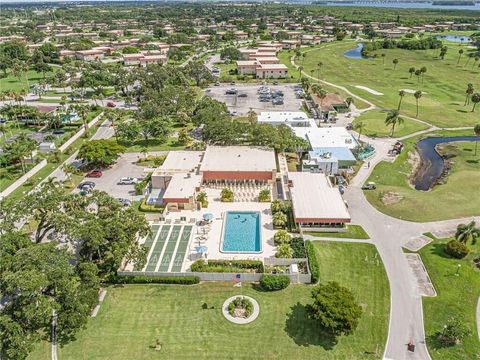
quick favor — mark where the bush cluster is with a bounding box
[112,275,200,285]
[444,240,469,259]
[260,274,290,291]
[291,237,307,258]
[191,259,264,273]
[228,297,253,317]
[305,240,320,283]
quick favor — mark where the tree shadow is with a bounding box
[429,243,452,260]
[466,159,479,164]
[284,302,337,350]
[456,109,468,113]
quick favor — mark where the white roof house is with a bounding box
[159,151,203,173]
[293,127,358,149]
[257,111,315,127]
[288,172,351,224]
[162,172,202,200]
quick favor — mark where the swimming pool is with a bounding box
[221,211,262,253]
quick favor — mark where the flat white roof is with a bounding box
[293,127,358,149]
[288,172,350,221]
[160,151,203,172]
[163,172,202,199]
[201,146,276,173]
[257,111,312,124]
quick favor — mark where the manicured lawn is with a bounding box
[0,69,56,92]
[29,242,389,360]
[115,136,186,152]
[419,235,479,360]
[353,109,430,138]
[278,45,371,110]
[299,41,480,127]
[364,130,480,221]
[305,225,370,239]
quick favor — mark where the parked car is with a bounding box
[272,99,284,105]
[237,93,247,98]
[229,110,238,116]
[86,170,103,178]
[362,182,377,190]
[345,123,353,130]
[117,198,132,207]
[225,88,237,95]
[77,181,96,189]
[106,102,116,108]
[52,129,65,135]
[118,177,139,185]
[214,81,220,86]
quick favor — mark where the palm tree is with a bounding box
[457,49,464,65]
[316,61,323,80]
[392,58,399,70]
[298,66,304,80]
[455,221,480,245]
[420,66,427,83]
[473,123,480,156]
[317,88,327,108]
[73,104,90,138]
[397,90,406,110]
[471,93,480,112]
[384,109,404,137]
[381,53,386,65]
[345,97,354,108]
[409,67,416,78]
[414,69,422,83]
[414,90,422,117]
[353,121,365,141]
[464,83,474,106]
[472,57,479,70]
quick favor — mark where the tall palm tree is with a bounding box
[392,58,399,70]
[384,109,404,137]
[409,67,416,78]
[457,49,464,65]
[414,90,422,118]
[316,61,323,80]
[397,90,406,110]
[464,83,474,106]
[473,123,480,156]
[298,66,304,80]
[353,121,365,141]
[472,57,479,70]
[420,66,427,83]
[471,93,480,112]
[455,221,480,245]
[381,53,386,65]
[317,88,327,107]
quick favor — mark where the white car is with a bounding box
[118,177,139,185]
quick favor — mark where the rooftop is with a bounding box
[288,172,350,222]
[160,151,203,172]
[163,173,202,200]
[293,127,358,150]
[201,146,276,173]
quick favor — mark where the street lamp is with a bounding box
[455,264,461,276]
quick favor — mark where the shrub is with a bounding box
[258,189,271,202]
[444,240,469,259]
[273,211,288,228]
[112,275,199,285]
[305,240,319,283]
[260,274,290,291]
[274,230,291,246]
[220,188,234,202]
[196,191,208,208]
[191,259,264,273]
[291,237,306,258]
[138,200,165,213]
[438,317,471,346]
[228,297,253,317]
[276,243,293,258]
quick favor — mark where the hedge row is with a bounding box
[191,259,264,273]
[260,274,290,291]
[112,275,200,285]
[305,240,320,283]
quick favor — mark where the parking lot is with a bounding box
[205,83,303,115]
[76,152,164,202]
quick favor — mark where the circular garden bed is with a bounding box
[222,295,260,324]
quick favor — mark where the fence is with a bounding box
[0,159,47,199]
[58,112,104,152]
[117,271,312,284]
[264,258,308,266]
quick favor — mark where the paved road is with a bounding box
[344,137,479,360]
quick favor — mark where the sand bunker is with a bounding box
[354,85,383,95]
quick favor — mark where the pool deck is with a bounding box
[130,188,277,273]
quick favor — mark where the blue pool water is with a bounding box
[221,211,262,253]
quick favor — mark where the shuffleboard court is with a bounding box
[170,226,193,272]
[158,225,182,272]
[134,225,161,271]
[144,225,171,272]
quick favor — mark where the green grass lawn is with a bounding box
[28,242,389,360]
[353,109,430,138]
[364,130,480,221]
[305,225,370,239]
[115,136,186,152]
[299,41,480,127]
[0,69,57,92]
[278,46,371,110]
[419,235,480,360]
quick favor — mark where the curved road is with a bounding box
[290,52,478,359]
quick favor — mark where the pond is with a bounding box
[412,136,480,191]
[344,43,367,59]
[434,35,472,43]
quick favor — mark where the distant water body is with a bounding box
[323,2,480,10]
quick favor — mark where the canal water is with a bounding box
[413,136,480,191]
